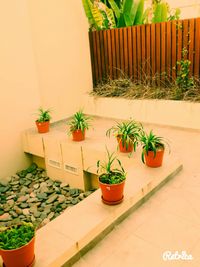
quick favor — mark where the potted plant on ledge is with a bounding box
[97,149,126,205]
[0,222,35,267]
[106,120,143,153]
[140,130,170,168]
[67,110,92,141]
[35,107,51,133]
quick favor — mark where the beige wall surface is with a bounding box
[0,0,93,179]
[0,0,40,178]
[28,0,93,122]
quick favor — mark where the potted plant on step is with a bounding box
[35,107,51,133]
[140,130,170,168]
[0,222,36,267]
[67,110,92,141]
[106,120,143,153]
[97,149,126,205]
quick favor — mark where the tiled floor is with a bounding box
[73,123,200,267]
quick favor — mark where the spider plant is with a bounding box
[97,148,126,184]
[140,130,170,163]
[67,110,93,134]
[36,108,51,122]
[106,120,143,151]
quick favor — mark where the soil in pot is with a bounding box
[72,129,85,141]
[144,149,164,168]
[35,121,50,133]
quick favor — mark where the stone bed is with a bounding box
[0,163,94,228]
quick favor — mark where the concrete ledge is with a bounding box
[34,157,182,267]
[82,95,200,130]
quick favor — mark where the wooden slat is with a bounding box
[103,30,108,78]
[107,30,113,79]
[151,23,156,81]
[156,23,161,85]
[146,24,151,80]
[141,25,146,79]
[111,29,117,79]
[88,32,96,84]
[115,29,121,78]
[119,28,124,74]
[171,21,177,81]
[128,27,133,79]
[194,18,200,77]
[183,19,189,55]
[95,30,102,81]
[188,19,195,75]
[166,21,172,80]
[132,26,137,81]
[99,30,105,80]
[92,31,99,84]
[161,22,166,85]
[123,27,129,76]
[177,21,183,64]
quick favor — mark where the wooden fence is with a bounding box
[89,18,200,86]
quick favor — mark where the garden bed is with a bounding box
[0,163,94,228]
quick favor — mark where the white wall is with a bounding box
[0,0,41,178]
[0,0,93,179]
[28,0,93,122]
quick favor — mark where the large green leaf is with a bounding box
[82,0,95,26]
[108,0,121,19]
[123,0,135,26]
[105,7,117,28]
[134,0,144,25]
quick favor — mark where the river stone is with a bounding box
[22,208,30,216]
[0,186,9,193]
[40,213,47,220]
[20,203,29,208]
[34,211,41,218]
[18,195,29,202]
[37,193,47,200]
[33,184,40,189]
[7,199,15,206]
[30,206,38,214]
[9,211,18,218]
[46,194,58,204]
[13,206,23,215]
[27,197,39,203]
[71,198,79,205]
[58,195,65,203]
[6,194,17,200]
[0,213,12,221]
[24,180,31,186]
[47,212,55,220]
[30,192,36,198]
[26,163,37,173]
[0,176,12,186]
[26,173,32,179]
[10,180,19,186]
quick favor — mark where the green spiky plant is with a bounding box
[67,110,93,134]
[106,120,144,151]
[0,223,35,250]
[140,130,170,163]
[97,148,126,184]
[152,0,180,23]
[36,108,51,122]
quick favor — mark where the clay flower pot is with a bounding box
[99,180,125,205]
[72,129,85,141]
[144,148,164,168]
[0,236,35,267]
[117,137,133,153]
[35,121,50,133]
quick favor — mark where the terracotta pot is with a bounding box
[144,148,165,168]
[35,121,50,133]
[0,236,35,267]
[99,180,125,205]
[117,137,133,153]
[72,129,85,141]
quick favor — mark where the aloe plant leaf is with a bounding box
[108,0,121,19]
[134,0,145,25]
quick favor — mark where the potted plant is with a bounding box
[97,149,126,205]
[35,108,51,133]
[140,130,170,168]
[67,110,92,141]
[0,222,35,267]
[106,120,143,153]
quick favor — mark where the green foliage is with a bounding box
[152,0,180,23]
[176,48,194,91]
[36,108,51,122]
[106,120,143,151]
[0,223,35,250]
[82,0,116,30]
[140,130,169,163]
[67,110,92,133]
[97,148,126,184]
